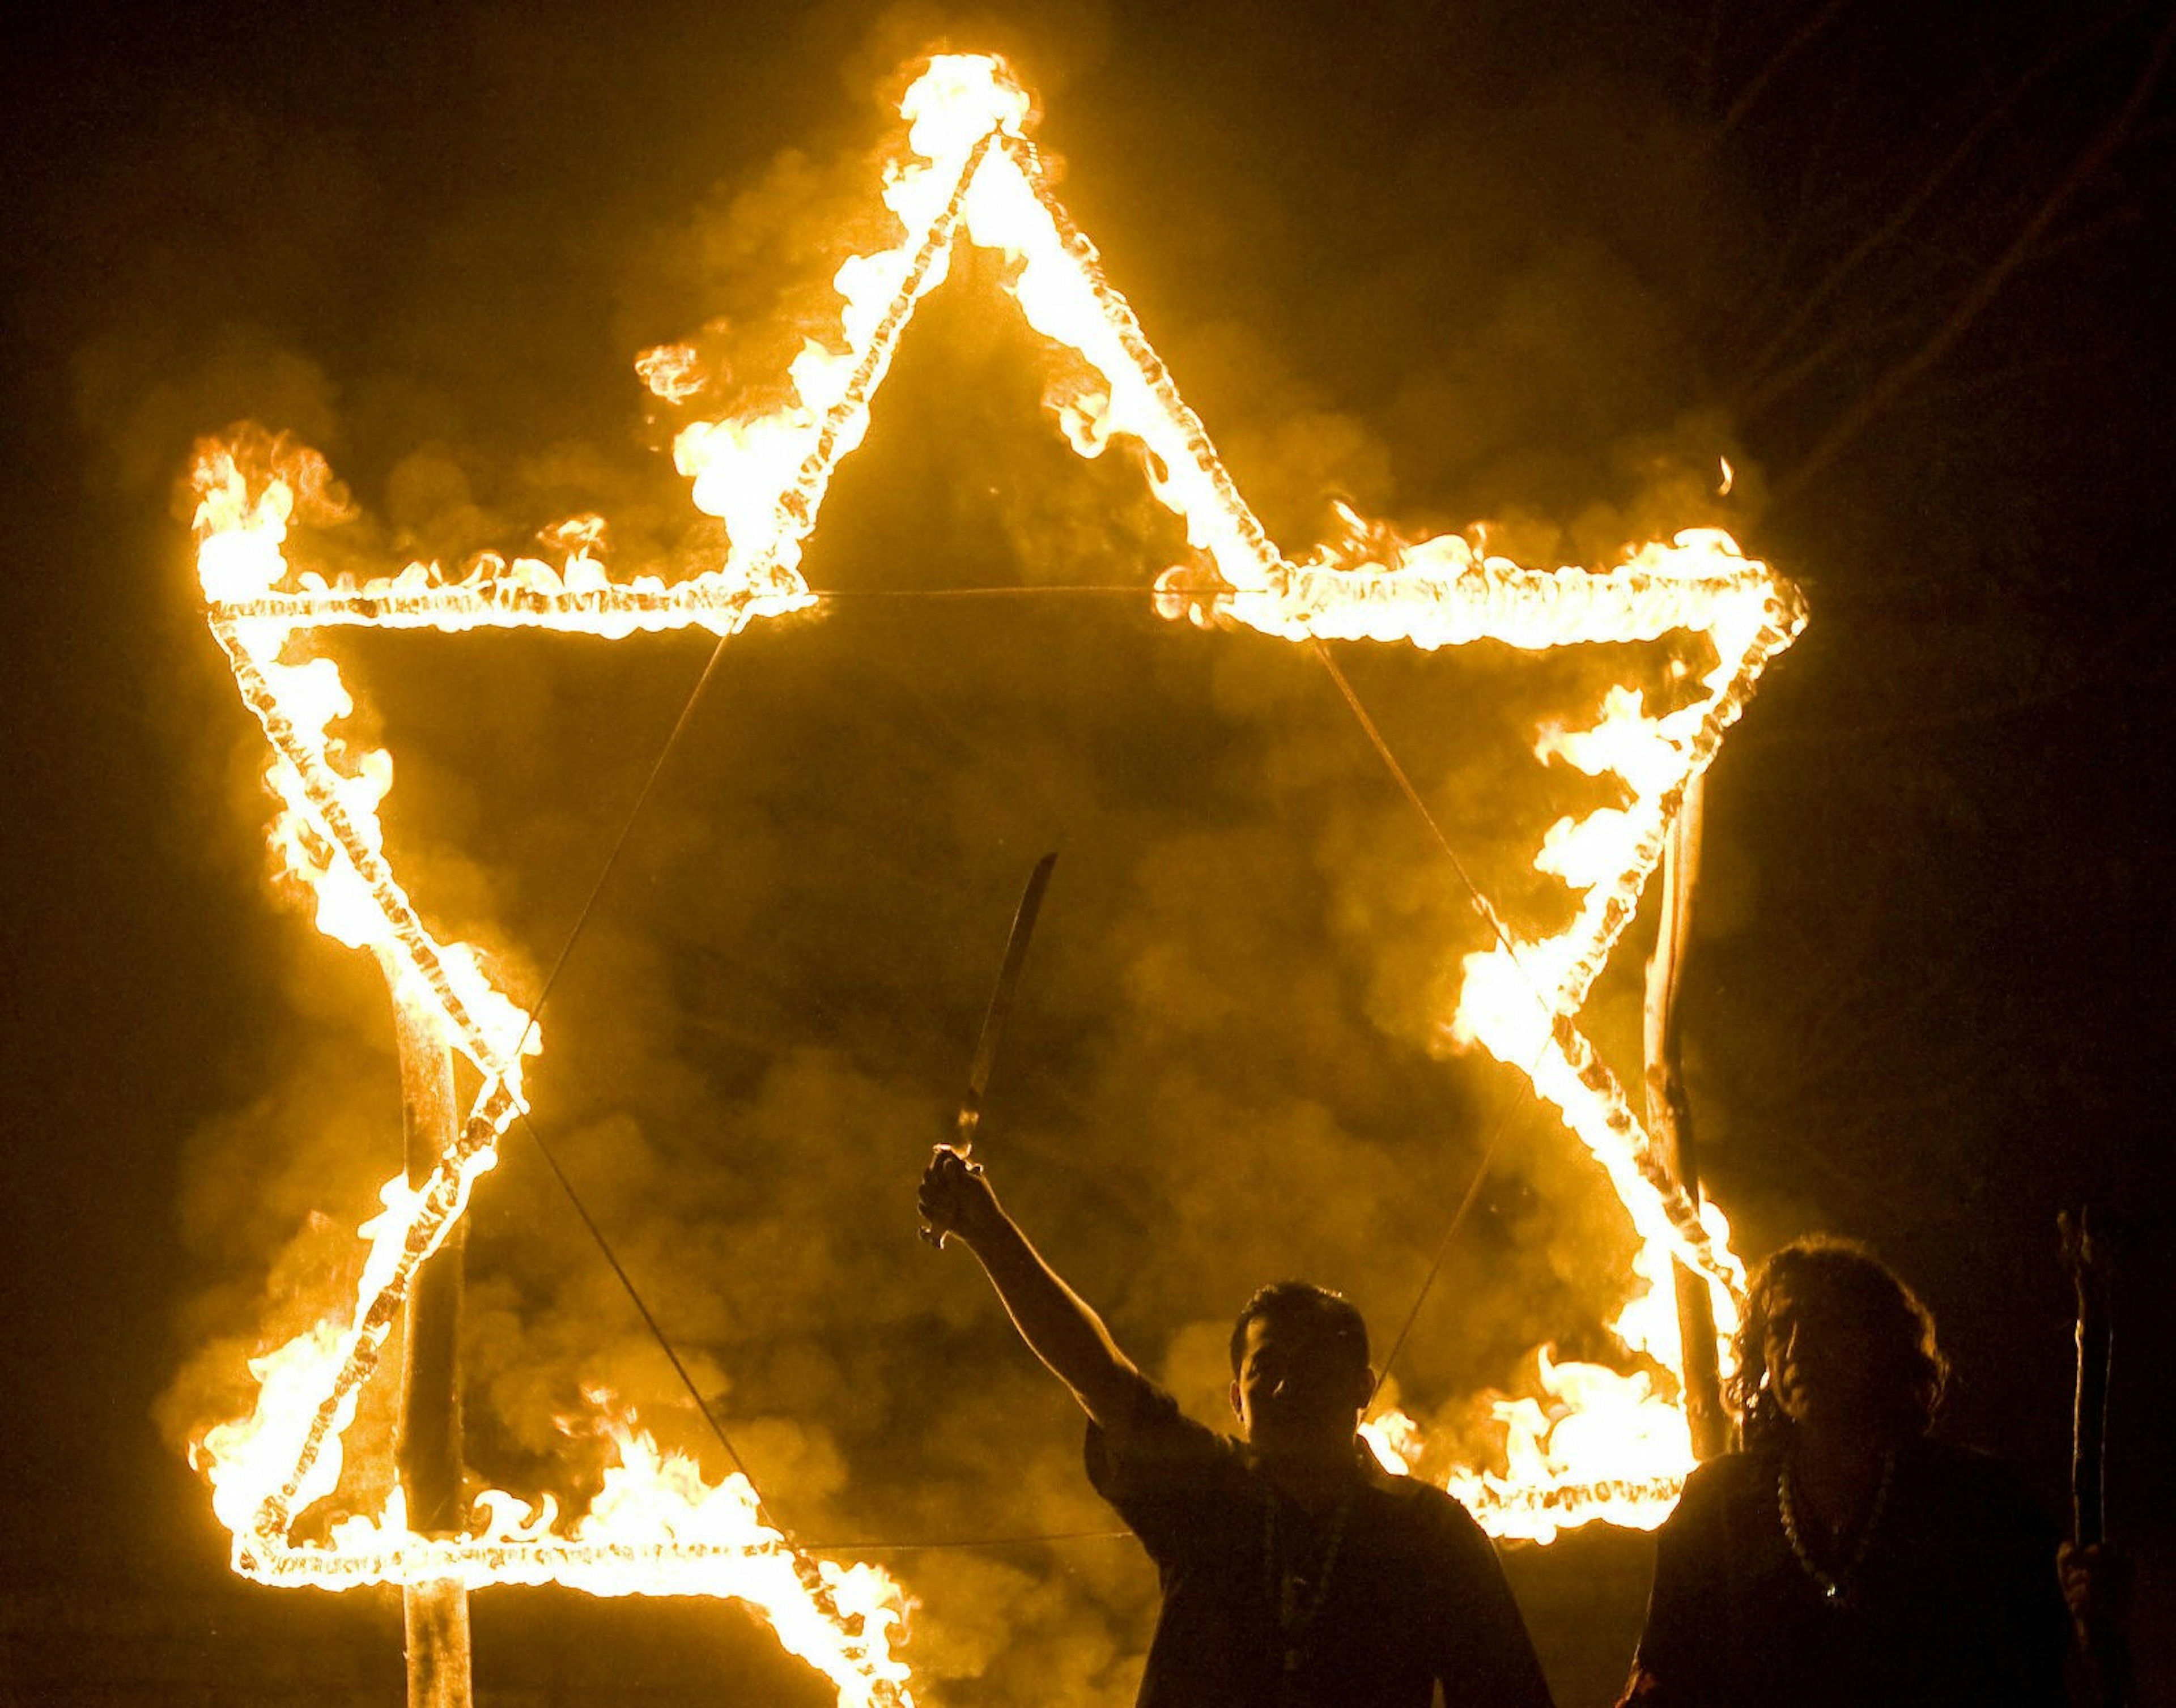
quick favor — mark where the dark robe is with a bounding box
[1621,1438,2068,1707]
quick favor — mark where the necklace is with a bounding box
[1777,1446,1894,1610]
[1261,1490,1354,1677]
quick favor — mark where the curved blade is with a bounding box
[955,851,1058,1151]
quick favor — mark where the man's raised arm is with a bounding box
[917,1145,1145,1430]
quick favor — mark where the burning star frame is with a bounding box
[187,52,1803,1702]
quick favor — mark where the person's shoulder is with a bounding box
[1378,1467,1468,1514]
[1906,1434,2015,1481]
[1903,1437,2054,1527]
[1678,1449,1775,1503]
[1085,1376,1238,1486]
[1084,1380,1255,1559]
[1375,1468,1499,1550]
[1096,1372,1185,1436]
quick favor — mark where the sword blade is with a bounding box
[921,853,1057,1250]
[955,851,1058,1149]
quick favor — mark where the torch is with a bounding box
[2060,1206,2130,1707]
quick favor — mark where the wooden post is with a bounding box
[1643,776,1731,1462]
[385,966,474,1708]
[2062,1208,2130,1707]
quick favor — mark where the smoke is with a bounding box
[49,4,1771,1701]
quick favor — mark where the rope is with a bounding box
[481,585,1585,1562]
[486,599,1141,1559]
[511,631,736,1057]
[1308,638,1530,970]
[801,1528,1132,1554]
[516,1108,777,1511]
[807,583,1150,599]
[482,625,825,1568]
[1306,637,1595,1420]
[487,589,1116,1565]
[1366,1098,1514,1410]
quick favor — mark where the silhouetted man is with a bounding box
[920,1145,1555,1708]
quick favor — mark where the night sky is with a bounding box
[3,2,2172,1703]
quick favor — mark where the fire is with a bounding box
[636,343,706,404]
[296,1406,913,1705]
[187,45,1802,1681]
[1433,1228,1744,1543]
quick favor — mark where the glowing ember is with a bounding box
[188,46,1803,1671]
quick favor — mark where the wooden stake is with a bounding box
[1644,776,1731,1461]
[386,967,474,1708]
[2062,1208,2129,1707]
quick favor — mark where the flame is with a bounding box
[189,437,904,1701]
[636,343,706,404]
[1424,1220,1745,1543]
[272,1404,913,1706]
[188,49,1803,1667]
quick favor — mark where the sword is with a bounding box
[920,851,1057,1248]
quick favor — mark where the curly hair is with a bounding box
[1726,1236,1949,1449]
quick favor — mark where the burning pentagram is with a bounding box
[187,50,1801,1702]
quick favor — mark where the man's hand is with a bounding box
[913,1143,1142,1426]
[2059,1539,2130,1630]
[919,1144,1000,1250]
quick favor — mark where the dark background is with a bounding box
[3,1,2171,1702]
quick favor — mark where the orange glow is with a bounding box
[189,49,1802,1664]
